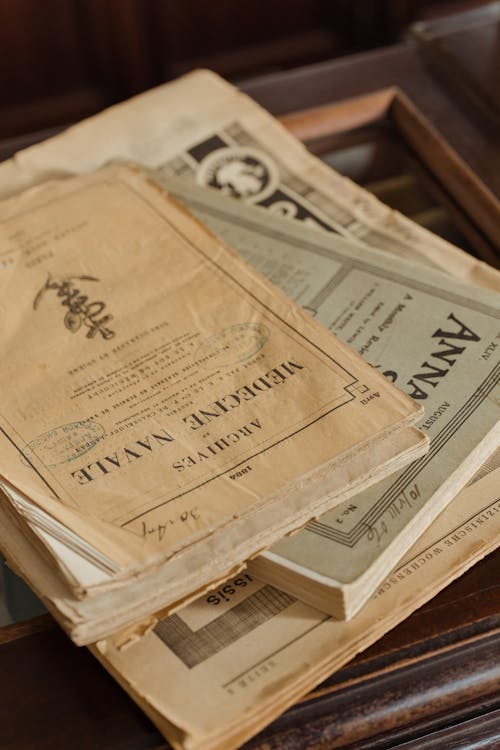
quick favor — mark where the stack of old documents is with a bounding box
[0,70,498,750]
[0,164,426,644]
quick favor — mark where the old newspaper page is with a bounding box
[95,460,500,750]
[152,177,500,617]
[0,165,424,624]
[0,70,497,290]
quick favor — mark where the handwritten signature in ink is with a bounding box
[33,273,115,340]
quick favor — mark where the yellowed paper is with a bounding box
[0,164,423,619]
[91,463,500,750]
[0,70,497,290]
[150,176,500,618]
[0,424,425,644]
[1,425,426,645]
[1,458,499,749]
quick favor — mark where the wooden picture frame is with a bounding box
[279,87,500,267]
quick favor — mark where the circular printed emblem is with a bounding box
[196,146,278,203]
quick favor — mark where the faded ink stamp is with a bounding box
[195,323,269,368]
[23,420,104,467]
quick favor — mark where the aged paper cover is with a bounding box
[0,426,424,644]
[0,165,423,624]
[148,177,500,618]
[0,70,497,290]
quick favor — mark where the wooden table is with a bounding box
[0,8,499,749]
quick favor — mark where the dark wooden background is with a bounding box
[0,0,491,139]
